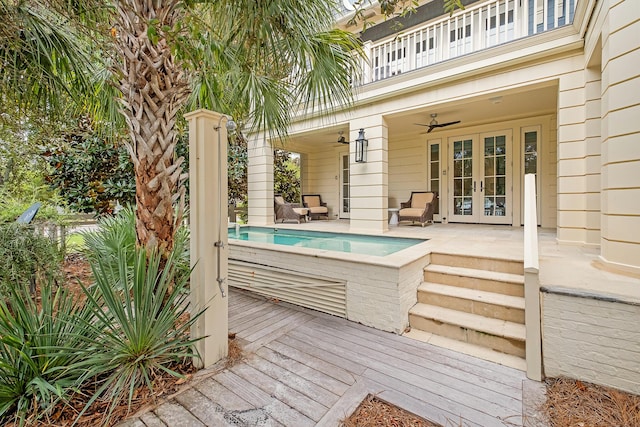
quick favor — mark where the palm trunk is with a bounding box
[113,1,190,258]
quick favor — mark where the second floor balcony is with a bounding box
[353,0,578,85]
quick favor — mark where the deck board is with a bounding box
[119,290,529,427]
[308,316,523,403]
[288,325,518,424]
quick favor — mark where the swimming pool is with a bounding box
[228,226,425,256]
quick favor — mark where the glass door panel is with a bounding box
[449,137,476,222]
[340,153,350,218]
[448,132,512,224]
[480,131,511,224]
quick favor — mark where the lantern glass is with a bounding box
[355,128,368,163]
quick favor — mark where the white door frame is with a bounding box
[447,130,513,224]
[339,152,350,219]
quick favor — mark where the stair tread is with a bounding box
[409,303,526,341]
[403,329,526,371]
[425,264,524,284]
[419,282,525,310]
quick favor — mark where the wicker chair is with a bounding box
[274,195,308,223]
[302,194,329,220]
[398,191,437,227]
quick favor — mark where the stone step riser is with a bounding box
[409,314,526,358]
[430,253,524,275]
[417,290,525,324]
[423,271,524,297]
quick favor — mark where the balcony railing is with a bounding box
[357,0,577,85]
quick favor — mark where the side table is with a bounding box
[388,208,400,226]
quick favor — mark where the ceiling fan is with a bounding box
[415,113,461,133]
[328,131,348,145]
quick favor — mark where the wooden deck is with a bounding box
[120,289,536,427]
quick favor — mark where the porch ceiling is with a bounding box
[387,84,559,140]
[283,82,558,152]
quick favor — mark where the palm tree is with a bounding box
[0,0,94,116]
[110,0,362,258]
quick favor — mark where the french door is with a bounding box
[339,153,350,218]
[448,131,512,224]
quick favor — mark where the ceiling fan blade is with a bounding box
[427,126,435,133]
[437,120,461,127]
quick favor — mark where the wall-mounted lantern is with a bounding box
[355,128,368,163]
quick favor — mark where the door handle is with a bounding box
[480,181,483,192]
[473,181,476,192]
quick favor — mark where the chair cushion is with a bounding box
[399,208,424,217]
[275,196,286,205]
[304,196,321,207]
[308,206,328,214]
[411,192,434,208]
[292,208,308,216]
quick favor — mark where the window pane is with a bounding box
[497,156,506,175]
[431,167,439,179]
[454,179,462,196]
[485,177,495,196]
[454,140,462,158]
[463,178,473,196]
[463,159,473,177]
[485,137,494,155]
[485,157,495,176]
[430,144,439,161]
[454,160,462,177]
[496,177,506,195]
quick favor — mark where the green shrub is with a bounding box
[80,247,203,424]
[0,280,101,425]
[0,223,63,297]
[83,206,190,283]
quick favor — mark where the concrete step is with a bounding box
[403,329,526,371]
[409,303,526,358]
[430,252,524,275]
[418,282,525,324]
[423,264,524,297]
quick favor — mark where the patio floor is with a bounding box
[267,220,640,299]
[119,288,541,427]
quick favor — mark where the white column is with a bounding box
[556,71,601,246]
[185,109,229,368]
[248,134,275,225]
[349,115,389,233]
[599,0,640,273]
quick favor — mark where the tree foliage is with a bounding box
[43,118,135,215]
[274,150,301,203]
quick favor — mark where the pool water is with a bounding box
[228,226,425,256]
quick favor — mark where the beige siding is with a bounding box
[388,135,428,208]
[599,0,640,270]
[304,147,346,219]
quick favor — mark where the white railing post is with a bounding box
[524,173,542,381]
[362,41,372,84]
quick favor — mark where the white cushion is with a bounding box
[292,208,308,215]
[275,196,285,205]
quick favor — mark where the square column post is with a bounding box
[599,2,640,273]
[349,116,389,233]
[248,135,275,225]
[185,109,229,368]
